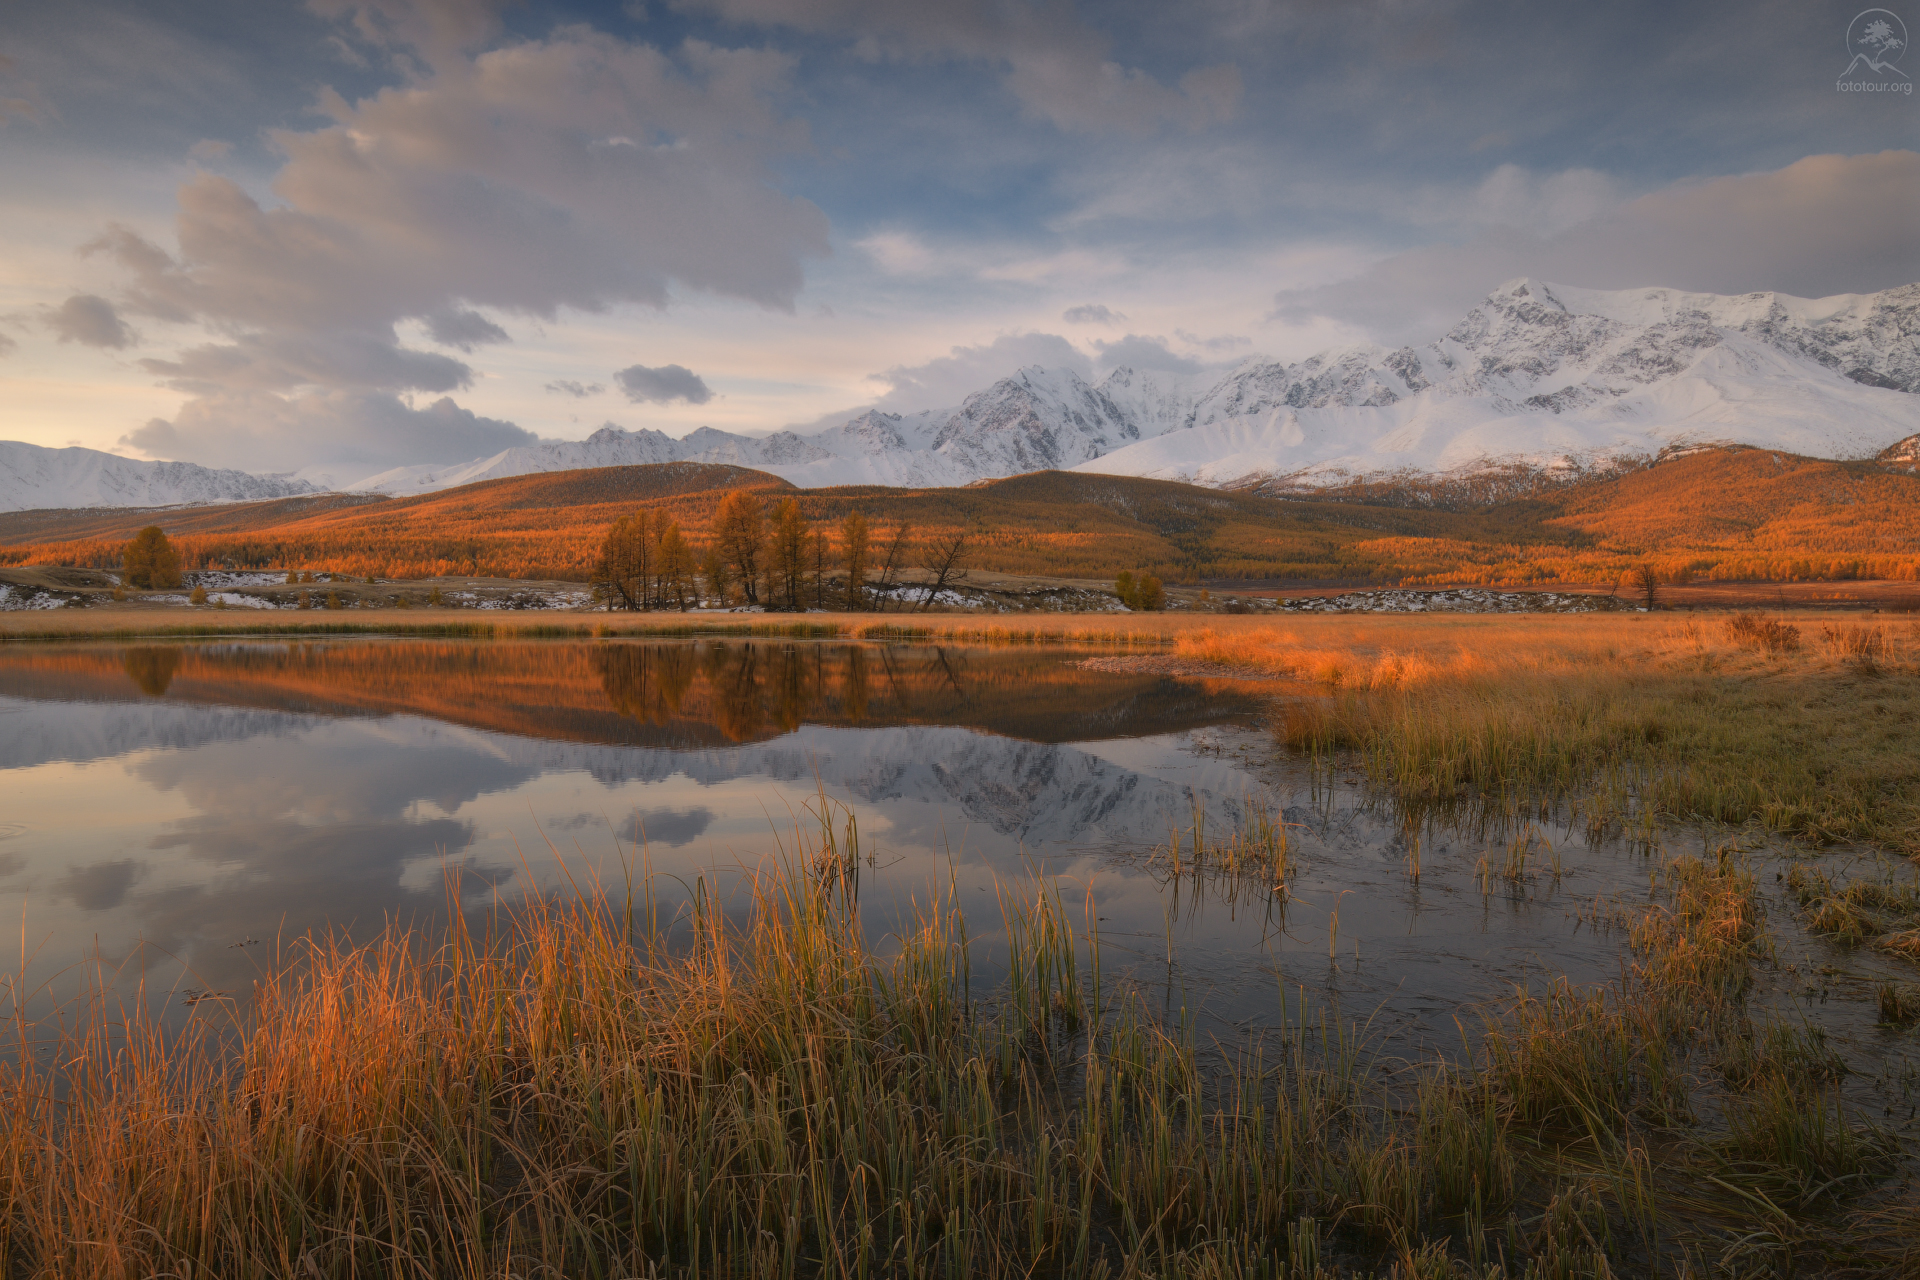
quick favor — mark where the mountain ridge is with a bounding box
[4,277,1917,513]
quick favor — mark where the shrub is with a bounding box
[1114,570,1166,610]
[1725,613,1800,653]
[188,585,208,605]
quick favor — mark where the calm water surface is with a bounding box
[1,638,1904,1085]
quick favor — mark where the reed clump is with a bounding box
[1246,615,1920,855]
[1786,862,1920,954]
[2,826,1906,1278]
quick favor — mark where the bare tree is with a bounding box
[809,528,830,610]
[875,523,910,610]
[1632,563,1660,611]
[917,532,970,611]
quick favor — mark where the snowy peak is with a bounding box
[1077,277,1920,488]
[11,279,1919,513]
[930,365,1139,473]
[0,441,319,514]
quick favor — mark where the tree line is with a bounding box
[596,493,971,612]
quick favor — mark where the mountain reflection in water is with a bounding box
[0,639,1667,1062]
[0,639,1300,1025]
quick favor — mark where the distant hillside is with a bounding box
[4,450,1918,587]
[0,462,791,581]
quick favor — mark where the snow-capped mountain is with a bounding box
[1077,279,1920,487]
[345,365,1150,497]
[7,279,1918,512]
[346,277,1919,498]
[0,441,318,514]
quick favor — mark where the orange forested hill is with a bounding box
[1351,448,1920,585]
[5,448,1920,586]
[0,462,795,581]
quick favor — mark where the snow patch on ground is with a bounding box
[0,585,71,611]
[1276,588,1623,613]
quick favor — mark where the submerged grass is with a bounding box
[2,815,1910,1278]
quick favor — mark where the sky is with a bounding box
[1,0,1917,479]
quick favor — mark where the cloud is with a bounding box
[1062,303,1126,325]
[309,0,516,66]
[425,308,510,351]
[545,379,604,398]
[124,389,538,473]
[870,331,1091,408]
[1175,329,1249,352]
[679,0,1240,134]
[1458,164,1625,238]
[186,138,231,162]
[45,294,135,348]
[139,331,470,393]
[615,362,713,404]
[59,859,145,911]
[1092,334,1202,375]
[858,231,937,276]
[0,332,15,359]
[1275,151,1920,345]
[81,21,828,470]
[618,805,715,847]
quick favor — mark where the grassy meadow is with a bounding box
[3,609,1918,1276]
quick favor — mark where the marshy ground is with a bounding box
[1,612,1916,1277]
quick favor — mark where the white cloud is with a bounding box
[857,231,938,276]
[121,388,537,472]
[1091,333,1200,374]
[868,331,1090,408]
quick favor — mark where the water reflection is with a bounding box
[0,638,1694,1061]
[0,639,1254,750]
[0,639,1278,1022]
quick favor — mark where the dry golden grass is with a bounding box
[1175,613,1920,854]
[3,821,1907,1277]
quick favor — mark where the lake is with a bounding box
[0,636,1701,1059]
